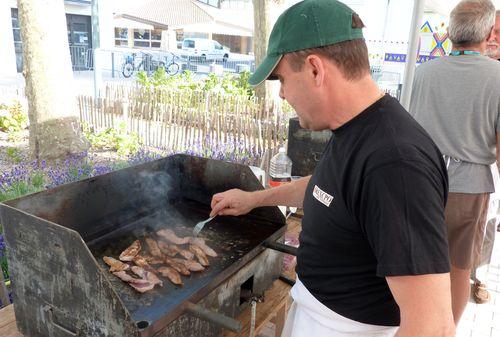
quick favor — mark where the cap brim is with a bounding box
[249,54,283,86]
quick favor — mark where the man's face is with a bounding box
[486,16,500,59]
[273,56,310,128]
[272,56,324,130]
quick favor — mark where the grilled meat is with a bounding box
[112,271,155,293]
[178,248,195,260]
[103,256,130,272]
[189,244,210,267]
[158,241,195,260]
[173,258,205,272]
[145,238,162,257]
[164,256,190,276]
[119,240,141,261]
[157,267,183,286]
[141,254,164,265]
[189,237,217,257]
[131,266,163,287]
[158,241,180,257]
[132,255,151,268]
[157,229,190,245]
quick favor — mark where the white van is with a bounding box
[181,38,230,62]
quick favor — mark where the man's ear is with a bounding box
[305,54,325,87]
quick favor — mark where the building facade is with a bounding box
[0,0,120,77]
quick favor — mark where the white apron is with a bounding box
[281,278,399,337]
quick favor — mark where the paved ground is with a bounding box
[0,71,135,98]
[457,230,500,337]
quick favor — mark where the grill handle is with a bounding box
[43,305,79,336]
[185,302,242,333]
[264,240,297,256]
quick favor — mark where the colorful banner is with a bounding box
[384,53,437,63]
[420,21,433,33]
[430,33,451,57]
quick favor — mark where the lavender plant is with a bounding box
[0,140,259,299]
[0,228,11,306]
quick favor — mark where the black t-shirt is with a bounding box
[296,94,450,326]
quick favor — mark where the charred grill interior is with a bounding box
[90,200,280,325]
[0,155,286,337]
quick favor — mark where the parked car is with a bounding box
[181,38,230,62]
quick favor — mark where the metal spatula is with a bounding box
[192,216,215,237]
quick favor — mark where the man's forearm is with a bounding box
[254,176,310,208]
[387,274,455,337]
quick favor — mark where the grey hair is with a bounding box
[448,0,496,46]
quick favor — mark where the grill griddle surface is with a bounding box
[88,198,281,327]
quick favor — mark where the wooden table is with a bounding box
[0,305,21,337]
[220,278,293,337]
[0,217,301,337]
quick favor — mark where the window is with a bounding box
[151,29,162,41]
[133,28,162,48]
[134,29,150,40]
[72,23,89,46]
[214,41,223,50]
[11,8,21,43]
[11,8,23,72]
[114,28,128,46]
[183,39,195,48]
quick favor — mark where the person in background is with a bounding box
[470,8,500,305]
[493,11,500,237]
[488,10,500,237]
[211,1,455,336]
[486,10,500,61]
[409,0,500,324]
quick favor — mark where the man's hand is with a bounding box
[210,189,261,217]
[210,176,312,217]
[387,273,455,337]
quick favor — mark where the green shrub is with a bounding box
[136,68,255,97]
[5,147,23,164]
[84,122,141,157]
[0,101,28,133]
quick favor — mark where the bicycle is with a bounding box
[122,52,156,78]
[162,51,180,75]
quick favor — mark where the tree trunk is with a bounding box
[252,0,272,104]
[18,0,88,163]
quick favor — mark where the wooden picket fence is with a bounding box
[78,85,295,163]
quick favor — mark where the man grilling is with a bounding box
[210,1,455,336]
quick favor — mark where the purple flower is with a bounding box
[0,234,5,256]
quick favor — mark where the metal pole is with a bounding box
[91,0,101,99]
[400,0,425,109]
[185,302,242,332]
[380,0,391,61]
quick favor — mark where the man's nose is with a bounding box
[279,85,285,100]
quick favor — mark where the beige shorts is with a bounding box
[445,193,490,270]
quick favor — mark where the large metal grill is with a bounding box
[0,154,288,337]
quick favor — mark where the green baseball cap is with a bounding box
[249,0,364,86]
